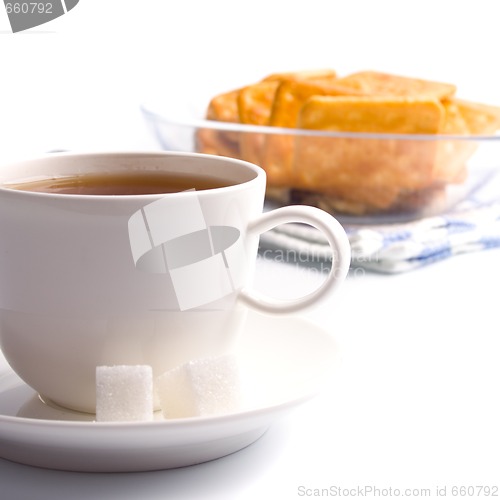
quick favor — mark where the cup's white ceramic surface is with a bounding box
[0,151,350,413]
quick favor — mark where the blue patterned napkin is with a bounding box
[260,173,500,273]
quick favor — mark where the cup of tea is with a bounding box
[0,151,350,413]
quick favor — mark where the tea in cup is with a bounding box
[0,151,350,413]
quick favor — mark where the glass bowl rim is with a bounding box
[141,104,500,142]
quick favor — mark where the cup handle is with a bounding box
[239,205,351,313]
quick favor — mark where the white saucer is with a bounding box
[0,310,337,472]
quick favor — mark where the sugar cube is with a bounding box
[96,365,154,422]
[156,354,241,419]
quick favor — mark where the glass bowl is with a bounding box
[141,100,500,224]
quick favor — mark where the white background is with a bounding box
[1,1,500,499]
[1,0,500,158]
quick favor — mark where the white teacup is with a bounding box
[0,151,350,413]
